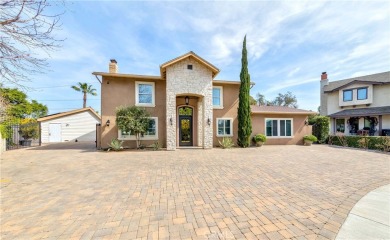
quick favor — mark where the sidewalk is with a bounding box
[336,184,390,240]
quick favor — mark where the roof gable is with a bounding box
[38,107,101,122]
[324,71,390,92]
[160,51,220,79]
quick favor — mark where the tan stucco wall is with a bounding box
[212,83,239,147]
[251,114,312,145]
[100,76,166,149]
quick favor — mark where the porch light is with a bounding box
[170,118,173,125]
[207,118,211,126]
[185,96,189,105]
[106,119,110,127]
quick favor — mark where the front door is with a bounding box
[179,115,193,146]
[49,123,61,142]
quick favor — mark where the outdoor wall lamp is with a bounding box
[207,118,211,126]
[185,96,189,105]
[170,118,173,125]
[106,120,110,127]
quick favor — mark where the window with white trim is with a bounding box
[265,118,293,137]
[135,81,155,107]
[357,87,368,100]
[216,118,233,137]
[212,86,223,109]
[118,117,158,140]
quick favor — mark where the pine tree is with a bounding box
[237,35,252,147]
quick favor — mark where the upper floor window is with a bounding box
[216,118,232,137]
[266,118,293,137]
[357,87,368,100]
[135,81,155,107]
[343,90,352,102]
[119,117,158,140]
[212,86,223,109]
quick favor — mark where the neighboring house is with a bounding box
[38,108,101,143]
[320,71,390,136]
[93,51,314,150]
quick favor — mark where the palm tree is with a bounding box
[71,82,97,108]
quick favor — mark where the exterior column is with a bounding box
[166,94,176,150]
[197,98,203,147]
[203,92,213,149]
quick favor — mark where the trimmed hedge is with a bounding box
[328,135,389,151]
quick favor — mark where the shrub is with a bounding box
[151,141,161,151]
[303,135,317,142]
[252,134,266,143]
[218,137,234,149]
[107,138,123,152]
[311,116,330,144]
[19,118,39,140]
[328,135,387,151]
[357,136,369,149]
[376,136,390,152]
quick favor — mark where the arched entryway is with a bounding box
[178,106,193,146]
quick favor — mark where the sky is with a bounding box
[8,0,390,114]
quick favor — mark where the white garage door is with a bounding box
[49,123,61,142]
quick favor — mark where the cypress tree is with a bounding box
[237,35,252,147]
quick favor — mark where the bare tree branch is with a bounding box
[0,0,64,87]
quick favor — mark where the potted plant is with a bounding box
[252,134,267,147]
[303,135,317,146]
[19,118,39,147]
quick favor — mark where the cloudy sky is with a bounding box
[16,0,390,114]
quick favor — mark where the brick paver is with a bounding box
[1,143,389,239]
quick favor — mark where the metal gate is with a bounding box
[5,122,41,150]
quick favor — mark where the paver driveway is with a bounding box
[1,144,389,240]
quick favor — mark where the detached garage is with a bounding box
[38,108,101,143]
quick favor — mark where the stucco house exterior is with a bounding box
[93,52,314,150]
[320,71,390,136]
[38,108,101,143]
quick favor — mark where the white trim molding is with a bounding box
[265,118,294,138]
[135,81,155,107]
[118,117,158,140]
[216,117,233,137]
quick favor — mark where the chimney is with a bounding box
[320,71,329,116]
[321,72,328,80]
[109,59,118,73]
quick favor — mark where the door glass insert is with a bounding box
[178,106,193,146]
[180,118,191,143]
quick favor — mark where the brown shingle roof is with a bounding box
[251,106,316,115]
[324,71,390,92]
[328,106,390,118]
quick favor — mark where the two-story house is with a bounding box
[320,71,390,136]
[93,51,315,150]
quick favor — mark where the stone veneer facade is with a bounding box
[166,57,213,150]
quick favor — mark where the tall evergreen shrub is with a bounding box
[237,36,252,147]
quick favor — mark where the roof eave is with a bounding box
[92,72,162,80]
[251,111,317,115]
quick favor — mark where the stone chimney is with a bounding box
[109,59,118,73]
[320,71,329,116]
